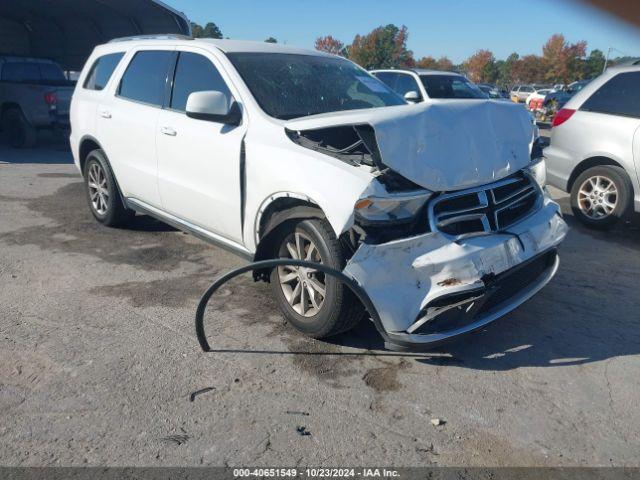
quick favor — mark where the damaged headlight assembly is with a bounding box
[354,191,432,224]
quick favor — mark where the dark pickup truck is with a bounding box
[0,56,74,148]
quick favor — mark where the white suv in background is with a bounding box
[70,36,566,350]
[370,69,487,102]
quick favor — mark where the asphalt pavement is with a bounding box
[1,139,639,466]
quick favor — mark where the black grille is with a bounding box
[477,249,557,316]
[429,173,541,236]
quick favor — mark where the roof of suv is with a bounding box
[371,68,461,76]
[98,36,332,58]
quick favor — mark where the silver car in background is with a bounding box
[544,63,640,229]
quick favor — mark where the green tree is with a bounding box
[347,24,414,69]
[584,49,605,78]
[497,52,519,87]
[264,37,278,43]
[191,22,222,38]
[191,22,223,39]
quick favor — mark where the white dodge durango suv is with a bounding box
[70,36,567,350]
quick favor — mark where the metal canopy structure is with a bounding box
[0,0,191,71]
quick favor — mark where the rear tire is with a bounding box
[83,149,134,227]
[570,165,633,230]
[1,108,36,148]
[269,218,365,339]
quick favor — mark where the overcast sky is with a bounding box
[167,0,640,63]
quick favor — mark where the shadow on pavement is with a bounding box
[0,133,73,164]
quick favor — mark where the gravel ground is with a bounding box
[1,140,639,467]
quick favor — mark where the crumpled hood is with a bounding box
[285,100,534,191]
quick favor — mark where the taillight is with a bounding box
[44,92,57,105]
[552,108,575,128]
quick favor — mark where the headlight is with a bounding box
[354,191,431,224]
[526,157,546,188]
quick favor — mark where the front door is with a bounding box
[155,48,246,243]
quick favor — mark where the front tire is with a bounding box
[570,165,633,230]
[269,218,364,339]
[83,149,134,227]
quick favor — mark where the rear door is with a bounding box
[155,47,246,242]
[97,48,174,208]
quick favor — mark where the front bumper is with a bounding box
[344,195,568,350]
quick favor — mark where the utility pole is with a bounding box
[603,47,612,73]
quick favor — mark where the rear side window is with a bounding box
[1,62,40,82]
[84,52,124,90]
[170,52,231,112]
[580,72,640,118]
[118,50,173,107]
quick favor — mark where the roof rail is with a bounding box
[108,34,193,43]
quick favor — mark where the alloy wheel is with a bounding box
[277,231,326,317]
[577,175,618,219]
[87,162,109,215]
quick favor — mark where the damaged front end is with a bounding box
[343,191,567,350]
[277,101,569,350]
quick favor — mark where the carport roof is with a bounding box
[0,0,191,71]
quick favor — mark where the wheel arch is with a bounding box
[253,194,326,263]
[0,102,21,118]
[78,135,104,175]
[567,156,629,193]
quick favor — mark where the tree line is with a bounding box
[316,25,631,86]
[190,21,632,87]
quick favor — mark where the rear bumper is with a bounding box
[543,144,575,192]
[344,195,568,350]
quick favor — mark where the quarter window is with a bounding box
[580,72,640,118]
[170,52,231,112]
[84,52,125,91]
[118,50,173,107]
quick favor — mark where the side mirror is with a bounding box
[404,91,421,103]
[186,90,242,125]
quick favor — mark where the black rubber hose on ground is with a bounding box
[194,259,385,352]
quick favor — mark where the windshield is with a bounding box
[226,53,405,119]
[420,74,487,99]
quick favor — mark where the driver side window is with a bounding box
[170,52,232,112]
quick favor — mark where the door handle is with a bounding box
[99,109,111,119]
[160,126,177,136]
